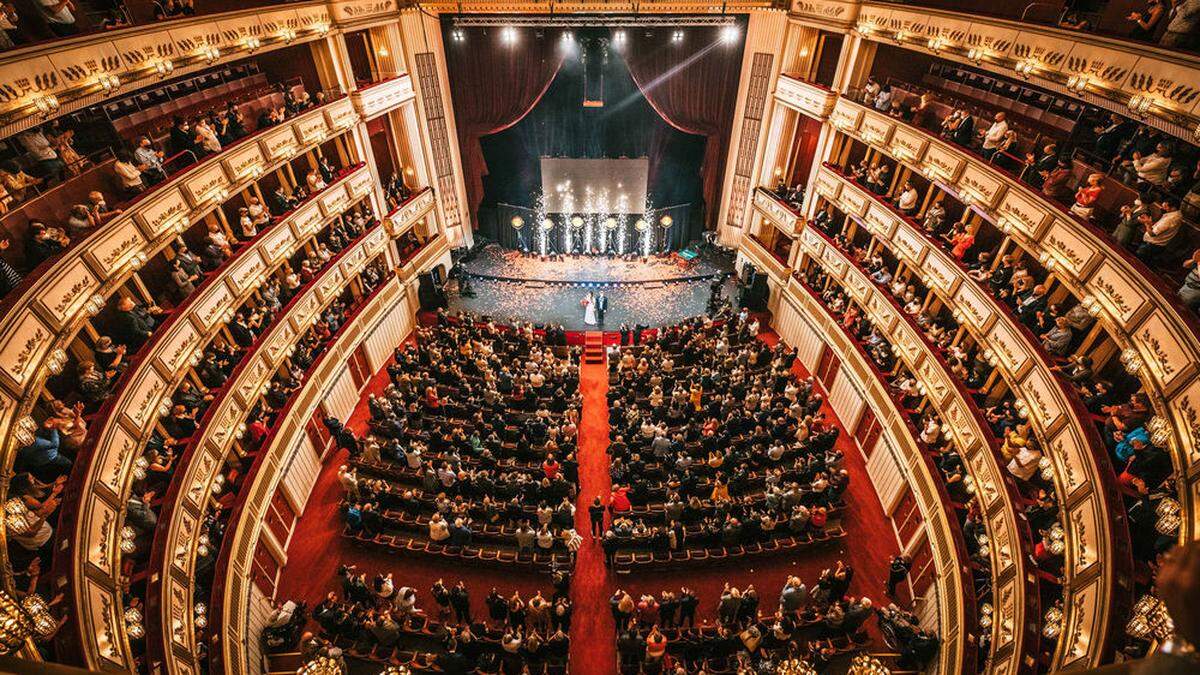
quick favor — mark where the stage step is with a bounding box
[582,332,605,364]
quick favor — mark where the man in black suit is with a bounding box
[595,292,608,324]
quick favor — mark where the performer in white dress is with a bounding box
[582,292,598,325]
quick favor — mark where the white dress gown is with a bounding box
[583,299,598,325]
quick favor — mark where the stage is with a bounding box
[447,244,737,330]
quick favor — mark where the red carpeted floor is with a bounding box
[276,327,902,670]
[566,338,617,674]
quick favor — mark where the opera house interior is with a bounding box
[3,1,1200,674]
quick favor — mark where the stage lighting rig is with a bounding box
[452,15,738,29]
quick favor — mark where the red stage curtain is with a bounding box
[446,37,564,228]
[622,35,744,230]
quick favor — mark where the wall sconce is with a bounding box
[1147,415,1170,447]
[314,22,330,36]
[1037,250,1057,271]
[1046,521,1066,556]
[86,293,105,316]
[119,525,137,555]
[856,22,875,36]
[235,422,247,440]
[1127,94,1154,116]
[199,46,221,64]
[962,474,977,495]
[189,350,203,367]
[966,47,987,65]
[1127,595,1174,641]
[125,605,145,640]
[1066,73,1089,94]
[847,654,890,675]
[920,164,938,180]
[132,456,149,482]
[96,73,121,95]
[378,47,390,58]
[1081,294,1103,316]
[959,190,975,206]
[893,30,909,44]
[244,36,262,52]
[12,416,38,447]
[1193,123,1200,143]
[979,603,994,629]
[197,533,212,558]
[298,656,347,675]
[45,349,67,375]
[1014,59,1038,78]
[776,659,817,675]
[1043,602,1064,639]
[154,59,175,78]
[1155,497,1180,535]
[983,349,998,366]
[32,94,60,117]
[280,29,298,44]
[131,252,148,269]
[0,590,58,653]
[1120,348,1144,374]
[1038,456,1056,482]
[211,473,227,495]
[927,36,947,53]
[194,602,208,629]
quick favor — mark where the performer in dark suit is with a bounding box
[596,292,608,324]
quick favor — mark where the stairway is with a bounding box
[582,332,605,365]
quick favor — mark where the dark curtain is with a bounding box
[444,26,565,228]
[479,33,706,214]
[622,28,746,231]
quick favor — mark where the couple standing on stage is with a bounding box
[581,291,609,326]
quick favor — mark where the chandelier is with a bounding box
[848,654,891,674]
[777,658,817,675]
[0,590,58,654]
[1126,594,1174,642]
[296,656,345,675]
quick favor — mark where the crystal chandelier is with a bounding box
[1126,594,1174,642]
[777,658,817,675]
[848,654,891,674]
[296,656,345,675]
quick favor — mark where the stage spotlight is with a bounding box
[451,28,465,42]
[511,215,525,229]
[561,30,574,43]
[721,25,739,44]
[501,27,517,45]
[660,215,673,227]
[671,30,684,43]
[613,30,627,46]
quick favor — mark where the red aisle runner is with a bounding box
[567,335,619,673]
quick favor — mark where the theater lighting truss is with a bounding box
[449,15,739,29]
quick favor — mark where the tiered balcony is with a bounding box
[774,273,974,675]
[753,186,803,238]
[51,164,378,671]
[798,221,1042,674]
[811,164,1132,669]
[0,96,359,454]
[741,229,789,283]
[211,273,415,675]
[827,95,1200,540]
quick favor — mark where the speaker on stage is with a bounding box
[738,265,769,311]
[417,272,448,311]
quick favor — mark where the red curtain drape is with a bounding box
[622,35,744,230]
[446,36,564,228]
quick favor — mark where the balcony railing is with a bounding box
[813,164,1132,669]
[350,76,418,120]
[212,273,413,675]
[799,219,1042,673]
[774,270,973,675]
[828,95,1200,542]
[48,164,372,671]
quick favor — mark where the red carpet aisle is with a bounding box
[567,334,619,674]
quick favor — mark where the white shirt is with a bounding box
[897,188,919,212]
[983,120,1009,150]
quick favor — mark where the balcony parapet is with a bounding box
[754,187,802,237]
[0,98,356,466]
[799,222,1040,674]
[854,1,1200,143]
[351,75,417,120]
[740,231,789,283]
[778,276,973,675]
[50,164,372,672]
[813,163,1132,670]
[831,96,1200,544]
[212,274,409,675]
[775,73,838,120]
[144,224,391,675]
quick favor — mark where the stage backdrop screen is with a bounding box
[540,157,649,214]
